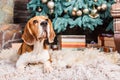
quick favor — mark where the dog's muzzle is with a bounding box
[38,31,47,41]
[39,21,48,40]
[40,21,48,31]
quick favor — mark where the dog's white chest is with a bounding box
[33,40,44,54]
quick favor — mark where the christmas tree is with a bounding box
[27,0,115,33]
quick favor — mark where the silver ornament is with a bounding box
[101,4,107,10]
[41,0,48,3]
[94,0,97,2]
[73,7,78,12]
[76,10,82,16]
[47,1,55,9]
[83,8,89,14]
[97,6,101,11]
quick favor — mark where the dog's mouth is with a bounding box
[38,30,48,41]
[43,30,48,39]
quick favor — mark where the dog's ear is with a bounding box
[47,18,56,43]
[22,20,39,45]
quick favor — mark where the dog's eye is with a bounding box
[45,19,48,22]
[33,20,38,24]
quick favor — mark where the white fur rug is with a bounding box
[0,48,120,80]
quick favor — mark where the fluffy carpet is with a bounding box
[0,48,120,80]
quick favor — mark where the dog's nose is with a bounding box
[40,21,48,27]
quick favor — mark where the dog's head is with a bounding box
[22,16,56,45]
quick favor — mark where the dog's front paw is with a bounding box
[44,65,53,73]
[16,57,27,71]
[16,61,26,72]
[43,61,53,73]
[16,65,26,72]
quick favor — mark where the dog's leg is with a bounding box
[16,53,30,70]
[43,61,53,73]
[37,50,53,73]
[16,50,53,73]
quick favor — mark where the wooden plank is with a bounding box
[14,1,28,10]
[14,10,29,15]
[14,0,30,23]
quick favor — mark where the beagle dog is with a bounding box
[16,16,55,73]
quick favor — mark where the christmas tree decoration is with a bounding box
[76,10,82,16]
[72,7,78,12]
[64,9,68,13]
[50,9,54,14]
[27,0,115,33]
[97,6,101,11]
[41,0,48,3]
[89,13,99,19]
[66,0,71,2]
[83,8,89,14]
[37,6,42,12]
[89,6,99,18]
[47,0,55,9]
[72,10,76,16]
[101,4,107,10]
[94,0,98,2]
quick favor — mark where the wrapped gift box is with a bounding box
[58,35,86,50]
[98,34,116,48]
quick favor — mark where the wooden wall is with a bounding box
[14,0,30,24]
